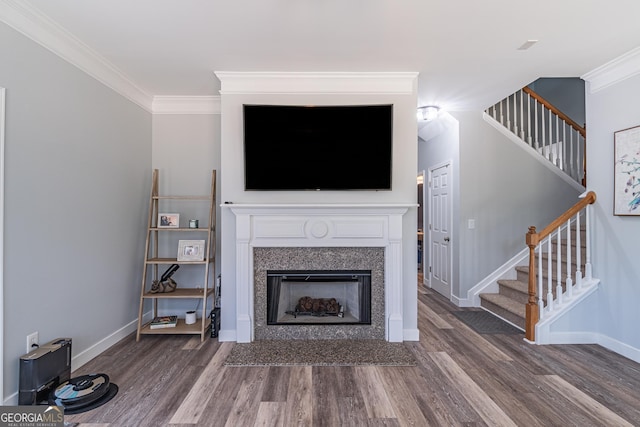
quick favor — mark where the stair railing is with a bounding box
[486,87,586,186]
[524,191,596,342]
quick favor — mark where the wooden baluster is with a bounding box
[548,109,553,161]
[537,244,544,320]
[570,130,575,180]
[526,226,539,341]
[519,89,525,140]
[506,94,511,131]
[585,197,595,280]
[565,219,573,300]
[561,123,566,172]
[534,100,539,150]
[581,133,587,185]
[575,213,582,289]
[554,114,559,166]
[540,103,545,153]
[556,228,563,306]
[527,92,532,145]
[546,236,553,311]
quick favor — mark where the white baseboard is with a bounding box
[403,329,420,341]
[4,311,153,406]
[452,295,473,307]
[217,329,237,342]
[72,311,153,372]
[467,247,528,306]
[542,331,640,364]
[596,334,640,364]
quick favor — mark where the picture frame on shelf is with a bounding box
[158,213,180,228]
[177,240,205,261]
[614,125,640,216]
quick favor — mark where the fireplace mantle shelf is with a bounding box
[222,203,417,210]
[227,203,413,343]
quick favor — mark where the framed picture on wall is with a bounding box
[158,213,180,228]
[614,125,640,216]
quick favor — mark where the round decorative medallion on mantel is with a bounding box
[307,220,329,239]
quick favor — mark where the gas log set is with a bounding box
[287,296,344,318]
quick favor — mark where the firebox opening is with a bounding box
[266,270,372,325]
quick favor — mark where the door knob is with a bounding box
[444,237,450,242]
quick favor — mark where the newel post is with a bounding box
[525,226,539,341]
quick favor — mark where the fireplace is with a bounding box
[226,204,412,342]
[254,247,384,340]
[266,270,372,325]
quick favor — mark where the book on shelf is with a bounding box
[149,315,178,329]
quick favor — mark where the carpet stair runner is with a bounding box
[479,226,586,331]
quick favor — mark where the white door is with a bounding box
[429,162,452,298]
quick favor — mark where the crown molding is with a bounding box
[582,47,640,93]
[152,96,221,115]
[0,0,153,111]
[214,71,419,95]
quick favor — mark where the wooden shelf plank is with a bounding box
[149,227,210,232]
[146,257,210,265]
[140,318,212,335]
[142,288,214,299]
[153,195,209,201]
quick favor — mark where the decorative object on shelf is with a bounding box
[149,315,178,329]
[189,219,199,228]
[177,239,205,261]
[149,277,177,293]
[185,310,196,325]
[614,125,640,215]
[149,264,179,293]
[158,213,180,228]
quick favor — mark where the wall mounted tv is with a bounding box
[243,104,393,191]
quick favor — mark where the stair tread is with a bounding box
[479,293,524,318]
[496,279,528,292]
[515,265,577,282]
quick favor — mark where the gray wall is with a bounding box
[528,77,585,127]
[455,110,581,299]
[558,72,640,353]
[151,114,221,317]
[1,23,151,399]
[417,113,460,297]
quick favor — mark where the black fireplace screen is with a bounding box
[266,270,372,325]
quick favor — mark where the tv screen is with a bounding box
[243,104,393,191]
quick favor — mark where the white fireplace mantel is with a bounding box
[225,203,414,342]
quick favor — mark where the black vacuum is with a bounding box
[19,338,118,414]
[49,373,118,414]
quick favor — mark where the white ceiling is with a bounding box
[19,0,640,111]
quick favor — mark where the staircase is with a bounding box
[478,85,597,340]
[479,226,586,331]
[484,85,586,190]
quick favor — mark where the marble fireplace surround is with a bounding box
[227,204,410,342]
[254,247,383,340]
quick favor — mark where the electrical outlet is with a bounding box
[26,332,39,354]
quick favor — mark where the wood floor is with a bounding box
[65,287,640,426]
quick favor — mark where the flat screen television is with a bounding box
[243,104,393,190]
